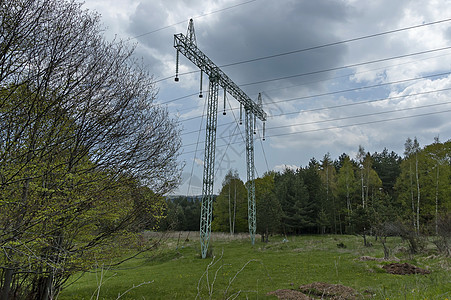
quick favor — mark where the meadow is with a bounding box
[59,233,451,299]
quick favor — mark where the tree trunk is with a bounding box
[365,166,370,207]
[1,268,14,300]
[228,185,232,235]
[435,165,439,235]
[409,161,415,230]
[361,170,365,208]
[381,237,389,259]
[232,183,237,234]
[415,154,420,234]
[42,275,53,300]
[265,227,269,243]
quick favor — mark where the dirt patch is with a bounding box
[358,256,385,262]
[268,282,363,299]
[382,262,431,275]
[299,282,361,299]
[267,289,313,300]
[358,256,400,262]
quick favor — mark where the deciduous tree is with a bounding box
[336,155,358,228]
[212,170,247,233]
[0,0,181,298]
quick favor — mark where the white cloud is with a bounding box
[274,164,299,172]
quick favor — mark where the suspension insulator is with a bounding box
[239,103,243,125]
[253,115,256,134]
[199,70,203,98]
[223,87,226,115]
[175,50,180,82]
[263,122,266,141]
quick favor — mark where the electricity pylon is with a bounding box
[174,19,266,258]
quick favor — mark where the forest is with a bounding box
[162,137,450,247]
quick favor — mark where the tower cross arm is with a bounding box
[174,32,267,121]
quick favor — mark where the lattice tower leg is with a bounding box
[200,75,219,258]
[244,109,256,245]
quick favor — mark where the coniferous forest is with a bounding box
[162,138,450,250]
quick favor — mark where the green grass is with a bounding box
[59,234,451,299]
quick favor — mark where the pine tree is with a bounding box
[255,172,281,242]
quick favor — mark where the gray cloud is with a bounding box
[82,0,451,194]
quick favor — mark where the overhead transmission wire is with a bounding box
[161,15,451,171]
[160,45,451,107]
[267,73,451,117]
[178,70,451,125]
[185,90,208,196]
[269,87,451,118]
[180,87,451,150]
[164,54,451,135]
[252,51,451,98]
[180,108,451,156]
[213,93,251,178]
[219,18,451,68]
[181,84,451,137]
[182,97,451,148]
[265,109,451,138]
[239,46,451,87]
[155,17,451,86]
[182,89,451,137]
[257,128,270,173]
[265,101,451,132]
[168,51,451,113]
[124,0,258,42]
[213,97,238,180]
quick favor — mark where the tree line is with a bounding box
[163,138,450,244]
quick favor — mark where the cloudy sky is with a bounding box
[82,0,451,195]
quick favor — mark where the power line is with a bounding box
[220,18,451,68]
[214,124,238,179]
[180,87,451,145]
[159,92,198,104]
[270,87,451,118]
[160,52,451,113]
[257,129,269,173]
[214,95,239,179]
[266,109,451,138]
[239,47,451,87]
[177,72,451,124]
[128,0,258,41]
[181,92,451,137]
[155,17,451,85]
[180,108,451,155]
[185,90,208,196]
[253,52,451,99]
[265,101,451,132]
[160,46,451,105]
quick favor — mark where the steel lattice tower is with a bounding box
[174,19,267,258]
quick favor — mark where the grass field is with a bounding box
[59,233,451,299]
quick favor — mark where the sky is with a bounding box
[82,0,451,195]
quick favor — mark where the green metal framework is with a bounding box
[174,19,266,258]
[199,75,219,258]
[244,109,256,244]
